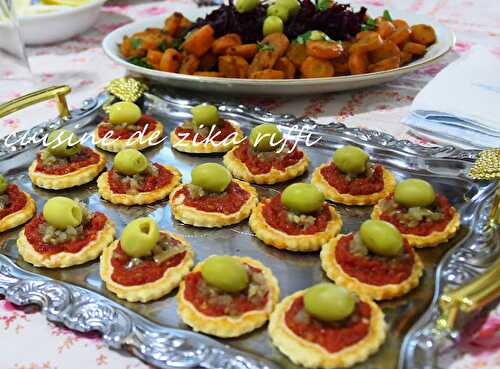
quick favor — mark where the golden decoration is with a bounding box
[469,148,500,180]
[105,77,148,111]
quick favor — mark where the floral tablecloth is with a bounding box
[1,0,499,368]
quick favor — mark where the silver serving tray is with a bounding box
[0,88,497,369]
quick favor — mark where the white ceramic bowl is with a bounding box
[19,0,106,45]
[102,7,455,96]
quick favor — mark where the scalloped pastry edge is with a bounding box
[311,164,396,206]
[17,219,115,268]
[93,121,164,153]
[97,164,182,205]
[177,256,280,338]
[170,120,244,154]
[169,180,258,228]
[371,204,461,248]
[100,232,194,303]
[223,147,310,185]
[0,191,36,233]
[29,148,106,190]
[268,290,386,369]
[249,201,342,252]
[320,234,424,300]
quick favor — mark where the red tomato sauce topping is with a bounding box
[234,140,304,175]
[110,242,186,286]
[380,194,454,236]
[175,120,237,142]
[97,115,158,139]
[262,195,331,235]
[285,296,370,353]
[0,184,27,220]
[25,212,107,255]
[108,164,173,194]
[35,147,100,175]
[174,181,250,215]
[335,233,414,285]
[183,269,268,317]
[320,163,385,195]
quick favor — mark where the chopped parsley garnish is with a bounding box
[130,37,142,49]
[127,57,153,69]
[257,42,274,52]
[159,40,168,52]
[383,9,392,21]
[361,17,377,31]
[295,30,334,44]
[172,38,183,50]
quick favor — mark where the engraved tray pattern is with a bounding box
[0,88,497,369]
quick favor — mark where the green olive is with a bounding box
[281,183,325,214]
[360,219,403,257]
[394,179,436,208]
[309,30,328,41]
[191,163,232,193]
[201,255,249,293]
[263,16,284,36]
[248,123,283,152]
[267,4,289,22]
[191,104,219,127]
[120,217,160,258]
[235,0,260,13]
[43,197,83,230]
[47,129,80,158]
[0,175,8,195]
[108,101,142,125]
[276,0,300,16]
[304,283,355,322]
[332,145,369,175]
[113,149,148,176]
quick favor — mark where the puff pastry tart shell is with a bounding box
[371,204,460,248]
[223,147,310,185]
[97,165,182,206]
[0,191,36,233]
[100,232,194,303]
[311,164,396,206]
[169,180,258,228]
[320,234,423,300]
[17,218,115,268]
[29,148,106,190]
[249,201,342,252]
[170,120,244,154]
[93,120,164,153]
[177,256,280,338]
[268,290,386,369]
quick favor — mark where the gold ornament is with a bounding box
[468,148,500,181]
[104,78,148,113]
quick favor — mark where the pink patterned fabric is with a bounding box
[0,1,499,368]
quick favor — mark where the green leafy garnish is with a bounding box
[172,38,183,50]
[130,37,142,49]
[316,0,331,11]
[257,42,274,52]
[383,9,392,21]
[127,57,153,69]
[361,17,377,31]
[159,40,168,52]
[295,30,333,44]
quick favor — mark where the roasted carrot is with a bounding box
[348,52,369,75]
[305,40,343,59]
[368,55,400,72]
[300,56,334,78]
[274,57,296,78]
[249,69,286,79]
[218,55,249,78]
[402,42,427,56]
[212,33,242,54]
[286,42,308,67]
[179,53,200,74]
[410,24,436,45]
[225,44,258,60]
[182,25,215,57]
[159,48,182,72]
[194,71,225,77]
[146,50,163,68]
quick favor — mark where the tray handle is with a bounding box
[437,187,500,331]
[0,85,71,119]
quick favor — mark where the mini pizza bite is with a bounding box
[93,102,164,152]
[177,255,280,338]
[170,163,257,228]
[371,179,460,247]
[97,149,181,206]
[100,217,193,303]
[17,197,115,268]
[0,175,36,233]
[170,103,244,154]
[29,129,106,190]
[269,283,386,369]
[312,145,396,205]
[223,123,310,184]
[249,183,342,252]
[321,220,423,300]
